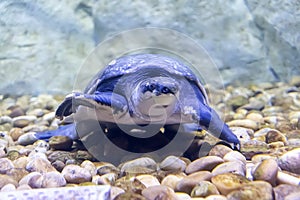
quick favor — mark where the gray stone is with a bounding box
[0,0,299,95]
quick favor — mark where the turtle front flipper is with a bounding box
[55,92,128,119]
[18,124,77,145]
[198,106,240,150]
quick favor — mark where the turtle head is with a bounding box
[131,77,179,121]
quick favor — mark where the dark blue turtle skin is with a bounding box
[31,54,240,155]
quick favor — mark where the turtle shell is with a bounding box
[84,54,209,105]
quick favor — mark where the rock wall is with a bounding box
[0,0,299,94]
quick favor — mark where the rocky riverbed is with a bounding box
[0,77,300,200]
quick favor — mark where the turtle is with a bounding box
[23,54,240,160]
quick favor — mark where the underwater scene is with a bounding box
[0,1,300,200]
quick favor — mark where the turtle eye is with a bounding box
[161,87,170,94]
[148,83,156,91]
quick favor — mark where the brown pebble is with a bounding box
[49,136,73,151]
[9,128,24,141]
[211,173,250,195]
[41,171,67,188]
[142,185,177,200]
[61,164,92,184]
[159,155,186,171]
[212,161,246,176]
[265,129,287,144]
[161,174,185,190]
[115,192,146,200]
[0,158,15,174]
[191,181,219,197]
[273,184,300,200]
[26,157,57,173]
[278,148,300,174]
[208,145,233,158]
[0,174,18,189]
[175,171,212,194]
[185,156,224,174]
[227,181,273,200]
[227,119,258,130]
[252,159,278,186]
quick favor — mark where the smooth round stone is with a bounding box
[251,154,275,164]
[61,164,92,184]
[161,174,185,190]
[17,184,32,190]
[246,112,264,123]
[8,106,25,118]
[142,185,177,200]
[81,160,97,176]
[26,157,56,173]
[0,158,14,174]
[0,174,18,189]
[13,156,29,169]
[19,172,43,188]
[52,160,65,172]
[191,181,219,197]
[211,173,250,195]
[265,129,287,144]
[95,162,119,175]
[285,192,300,200]
[175,192,192,199]
[115,177,146,194]
[175,171,212,194]
[227,119,258,130]
[0,183,16,192]
[186,156,224,174]
[252,159,278,186]
[6,168,29,182]
[110,186,125,200]
[278,148,300,174]
[273,184,300,200]
[229,127,252,141]
[120,157,157,174]
[12,115,37,128]
[159,156,186,171]
[277,171,300,186]
[33,140,50,152]
[0,116,12,125]
[41,171,67,188]
[262,106,284,115]
[42,112,55,121]
[49,136,73,151]
[227,181,273,200]
[17,132,39,146]
[9,128,24,141]
[212,161,246,176]
[223,151,246,165]
[267,141,285,148]
[208,145,233,158]
[136,174,160,188]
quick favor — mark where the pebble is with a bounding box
[0,157,14,174]
[278,148,300,174]
[285,192,300,200]
[208,145,233,158]
[252,159,278,186]
[273,184,300,200]
[81,160,97,176]
[135,174,160,188]
[191,181,219,197]
[111,186,125,200]
[185,156,224,174]
[26,157,57,173]
[212,161,246,176]
[9,128,24,141]
[246,112,264,123]
[175,171,212,194]
[61,164,92,184]
[120,157,157,175]
[227,119,259,130]
[19,172,43,188]
[41,171,67,188]
[12,115,37,128]
[227,181,273,200]
[142,185,177,200]
[276,171,300,186]
[223,151,246,165]
[0,174,18,189]
[1,183,17,192]
[211,173,250,195]
[49,136,73,151]
[265,129,287,144]
[115,192,146,200]
[159,155,186,171]
[6,168,29,182]
[161,174,185,190]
